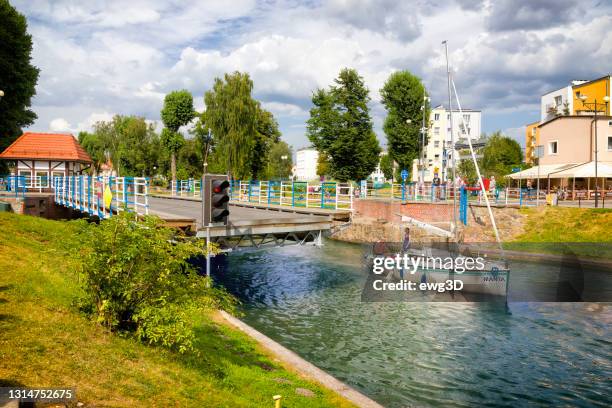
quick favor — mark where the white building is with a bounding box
[294,148,319,181]
[369,151,388,183]
[540,80,587,122]
[412,105,481,182]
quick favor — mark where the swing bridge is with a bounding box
[39,175,343,249]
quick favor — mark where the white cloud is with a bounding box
[13,0,612,150]
[49,117,71,132]
[261,102,307,117]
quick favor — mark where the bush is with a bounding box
[78,212,234,352]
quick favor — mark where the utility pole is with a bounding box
[443,40,457,231]
[578,94,610,208]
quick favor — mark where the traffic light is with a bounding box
[203,174,230,225]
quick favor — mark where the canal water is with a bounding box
[212,240,611,408]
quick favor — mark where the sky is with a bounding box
[13,0,612,150]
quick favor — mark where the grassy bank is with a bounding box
[0,213,354,407]
[505,207,612,258]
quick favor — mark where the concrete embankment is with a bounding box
[220,311,384,408]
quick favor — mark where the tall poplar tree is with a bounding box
[161,90,195,182]
[307,68,380,181]
[380,71,430,176]
[204,72,258,180]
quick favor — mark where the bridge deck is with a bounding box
[148,196,332,238]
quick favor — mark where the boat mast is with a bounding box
[450,79,505,254]
[442,40,457,235]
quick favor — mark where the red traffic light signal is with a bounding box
[203,175,230,225]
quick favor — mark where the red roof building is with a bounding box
[0,132,92,187]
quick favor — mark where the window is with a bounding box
[434,141,440,148]
[554,95,562,107]
[435,154,440,158]
[462,114,471,124]
[434,113,440,121]
[608,136,612,151]
[447,114,450,121]
[549,141,558,155]
[532,128,536,136]
[434,127,440,135]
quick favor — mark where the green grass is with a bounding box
[505,207,612,258]
[0,213,355,408]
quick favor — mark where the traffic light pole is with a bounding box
[205,224,211,277]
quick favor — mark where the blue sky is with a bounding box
[14,0,612,150]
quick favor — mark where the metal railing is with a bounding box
[53,176,149,219]
[171,179,354,210]
[360,182,456,202]
[171,179,201,198]
[0,175,50,192]
[0,175,27,198]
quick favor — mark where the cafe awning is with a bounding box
[507,163,577,180]
[548,161,612,178]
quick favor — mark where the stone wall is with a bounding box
[353,199,453,224]
[0,194,74,219]
[333,199,525,244]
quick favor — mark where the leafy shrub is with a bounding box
[78,212,234,352]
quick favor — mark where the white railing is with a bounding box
[171,179,201,198]
[170,179,354,210]
[53,176,149,219]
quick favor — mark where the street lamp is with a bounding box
[420,96,430,185]
[578,93,610,208]
[0,90,4,100]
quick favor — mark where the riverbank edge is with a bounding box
[219,311,384,408]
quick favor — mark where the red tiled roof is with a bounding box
[0,132,92,163]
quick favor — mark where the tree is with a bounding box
[161,90,195,181]
[379,153,394,182]
[316,151,330,178]
[380,71,429,176]
[204,72,258,180]
[481,131,522,170]
[480,131,523,187]
[457,151,478,184]
[78,131,106,174]
[0,0,40,173]
[250,106,281,179]
[78,213,235,353]
[306,68,381,181]
[265,141,292,180]
[190,115,213,175]
[86,116,160,177]
[115,116,160,177]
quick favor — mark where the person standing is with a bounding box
[432,173,441,201]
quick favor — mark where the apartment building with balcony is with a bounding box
[411,105,481,182]
[525,75,611,163]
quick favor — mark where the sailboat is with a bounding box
[372,41,510,299]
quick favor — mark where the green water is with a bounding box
[213,240,611,407]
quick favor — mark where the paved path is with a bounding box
[148,196,329,229]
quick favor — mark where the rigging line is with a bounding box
[450,77,505,256]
